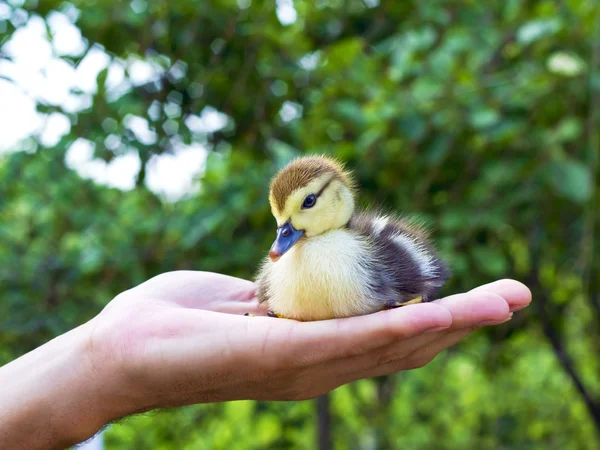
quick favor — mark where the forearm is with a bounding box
[0,322,126,450]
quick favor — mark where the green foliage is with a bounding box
[1,0,600,448]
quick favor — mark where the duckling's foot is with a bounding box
[383,296,423,310]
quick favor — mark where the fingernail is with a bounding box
[510,304,529,312]
[479,313,513,326]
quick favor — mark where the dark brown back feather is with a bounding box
[348,211,451,302]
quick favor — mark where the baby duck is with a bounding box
[256,155,450,321]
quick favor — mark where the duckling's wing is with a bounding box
[348,212,450,303]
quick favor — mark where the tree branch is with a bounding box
[316,394,332,450]
[528,220,600,436]
[580,10,600,297]
[529,275,600,433]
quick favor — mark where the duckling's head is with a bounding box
[267,155,356,261]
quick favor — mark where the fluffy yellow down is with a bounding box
[260,229,380,321]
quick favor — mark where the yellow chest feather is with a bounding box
[263,230,379,321]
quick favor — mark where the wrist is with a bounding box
[0,320,136,449]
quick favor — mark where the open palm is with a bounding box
[88,271,531,413]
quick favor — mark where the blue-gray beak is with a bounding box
[269,221,304,262]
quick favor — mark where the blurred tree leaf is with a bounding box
[545,158,592,203]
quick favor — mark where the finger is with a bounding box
[433,290,510,328]
[325,327,454,378]
[324,292,515,379]
[234,289,508,369]
[278,303,452,367]
[408,327,476,362]
[264,289,508,368]
[342,327,476,381]
[470,279,532,311]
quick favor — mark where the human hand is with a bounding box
[88,271,531,412]
[0,271,531,450]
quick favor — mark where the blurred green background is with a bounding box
[1,0,599,448]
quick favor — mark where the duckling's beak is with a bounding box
[269,221,304,262]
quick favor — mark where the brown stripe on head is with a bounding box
[269,155,355,213]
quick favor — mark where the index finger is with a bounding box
[470,279,532,311]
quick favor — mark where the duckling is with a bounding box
[255,155,450,321]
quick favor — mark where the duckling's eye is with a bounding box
[302,194,317,209]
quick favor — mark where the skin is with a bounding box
[0,271,531,450]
